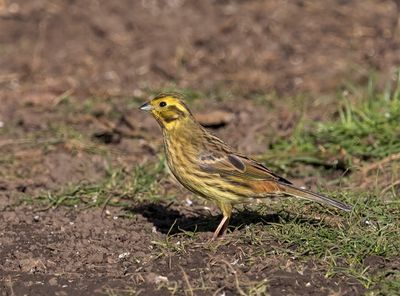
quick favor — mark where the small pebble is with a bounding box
[118,252,131,259]
[48,277,58,286]
[155,275,168,284]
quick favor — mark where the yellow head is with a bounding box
[139,93,193,129]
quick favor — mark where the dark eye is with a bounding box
[159,101,167,107]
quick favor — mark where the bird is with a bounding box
[139,93,352,240]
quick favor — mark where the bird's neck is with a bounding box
[163,117,204,146]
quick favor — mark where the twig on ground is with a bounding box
[180,266,194,296]
[361,153,400,176]
[381,179,400,195]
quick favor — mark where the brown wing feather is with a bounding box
[199,152,292,185]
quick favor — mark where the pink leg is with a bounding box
[211,202,232,240]
[212,215,230,240]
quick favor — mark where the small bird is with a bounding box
[139,93,352,239]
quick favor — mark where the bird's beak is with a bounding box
[139,102,154,111]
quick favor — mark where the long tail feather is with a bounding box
[281,184,352,212]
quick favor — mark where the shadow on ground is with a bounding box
[128,202,328,235]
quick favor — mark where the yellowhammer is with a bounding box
[139,93,352,239]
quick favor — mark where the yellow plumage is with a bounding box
[140,93,352,239]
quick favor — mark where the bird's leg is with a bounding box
[212,202,232,240]
[212,215,229,240]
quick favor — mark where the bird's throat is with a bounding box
[163,117,203,145]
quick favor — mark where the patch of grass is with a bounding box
[369,270,400,296]
[264,73,400,170]
[26,159,169,209]
[42,123,109,155]
[151,233,192,256]
[246,76,400,293]
[2,121,109,156]
[249,79,400,292]
[255,191,400,290]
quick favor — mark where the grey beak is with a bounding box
[139,102,154,111]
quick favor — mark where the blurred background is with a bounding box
[1,0,399,186]
[1,1,400,295]
[1,0,399,98]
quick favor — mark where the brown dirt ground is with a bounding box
[1,0,400,295]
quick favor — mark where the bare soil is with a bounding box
[1,0,400,295]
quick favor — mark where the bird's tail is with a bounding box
[280,183,352,212]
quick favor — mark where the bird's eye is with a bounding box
[159,101,167,107]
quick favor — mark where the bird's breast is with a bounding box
[163,140,250,203]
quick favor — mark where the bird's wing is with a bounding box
[199,152,292,184]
